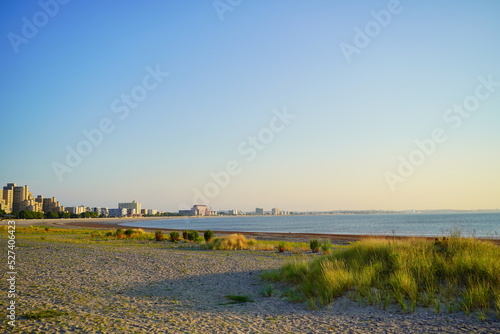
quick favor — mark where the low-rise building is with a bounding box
[92,207,109,216]
[179,205,215,216]
[108,208,128,217]
[43,197,64,213]
[66,206,88,215]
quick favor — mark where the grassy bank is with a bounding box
[262,237,500,319]
[1,226,312,252]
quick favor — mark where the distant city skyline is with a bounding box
[1,181,499,215]
[2,1,499,212]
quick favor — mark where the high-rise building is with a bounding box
[1,184,14,213]
[256,208,264,215]
[0,191,5,213]
[11,184,42,212]
[118,201,142,216]
[272,208,281,215]
[2,182,66,214]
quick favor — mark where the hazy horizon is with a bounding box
[2,1,499,212]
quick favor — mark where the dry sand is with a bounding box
[1,218,499,333]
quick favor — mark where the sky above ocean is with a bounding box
[1,1,499,212]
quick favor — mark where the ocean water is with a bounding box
[120,212,500,238]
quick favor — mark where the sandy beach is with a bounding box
[1,218,499,333]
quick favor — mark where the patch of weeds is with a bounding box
[261,284,276,297]
[221,295,254,305]
[23,309,68,320]
[281,288,305,303]
[260,269,281,282]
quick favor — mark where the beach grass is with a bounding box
[262,237,500,318]
[206,234,256,250]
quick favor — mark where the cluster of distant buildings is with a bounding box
[178,205,289,216]
[0,182,288,218]
[256,207,289,215]
[0,183,64,214]
[0,183,159,218]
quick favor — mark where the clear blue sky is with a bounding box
[1,0,499,212]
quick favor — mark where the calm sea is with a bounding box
[120,213,500,239]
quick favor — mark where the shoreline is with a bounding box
[5,217,499,245]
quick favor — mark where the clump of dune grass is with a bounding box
[263,237,500,318]
[207,234,256,250]
[320,240,332,254]
[261,284,276,297]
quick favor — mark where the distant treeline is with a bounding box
[0,210,98,219]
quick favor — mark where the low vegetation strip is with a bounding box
[263,237,500,319]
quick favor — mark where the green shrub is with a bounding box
[187,230,199,241]
[182,230,188,240]
[169,231,180,242]
[124,228,135,238]
[310,239,320,253]
[204,230,215,242]
[155,230,163,241]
